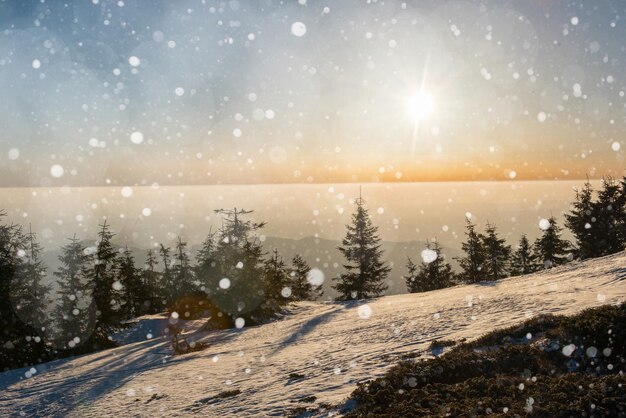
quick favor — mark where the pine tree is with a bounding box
[118,247,145,318]
[618,176,626,245]
[404,257,419,293]
[171,236,196,302]
[565,180,598,259]
[10,225,51,336]
[593,177,625,256]
[481,223,511,280]
[510,234,537,276]
[290,254,322,301]
[90,220,120,334]
[405,242,454,293]
[142,249,163,313]
[0,214,49,370]
[195,230,218,296]
[158,244,173,304]
[53,235,95,350]
[533,217,572,269]
[211,208,266,322]
[333,194,390,300]
[262,249,290,313]
[455,219,486,283]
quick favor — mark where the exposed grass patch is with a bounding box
[429,338,459,350]
[215,389,241,399]
[346,303,626,417]
[287,401,332,418]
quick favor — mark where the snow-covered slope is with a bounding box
[2,253,626,417]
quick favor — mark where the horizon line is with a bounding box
[0,177,614,190]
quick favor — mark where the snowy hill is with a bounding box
[1,252,626,417]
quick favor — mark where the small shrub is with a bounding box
[172,337,209,355]
[170,322,209,355]
[429,339,457,349]
[291,395,317,403]
[216,389,241,399]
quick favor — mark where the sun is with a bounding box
[406,92,434,121]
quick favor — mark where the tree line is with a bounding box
[335,176,626,298]
[328,193,574,299]
[0,208,322,372]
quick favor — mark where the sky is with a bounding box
[1,0,626,188]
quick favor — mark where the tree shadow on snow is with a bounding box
[476,281,497,287]
[608,267,626,281]
[8,337,177,416]
[270,304,349,356]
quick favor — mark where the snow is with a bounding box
[1,252,626,416]
[291,22,307,37]
[128,56,141,67]
[421,248,437,263]
[49,165,64,178]
[235,318,245,329]
[537,112,547,123]
[130,131,144,144]
[306,268,324,286]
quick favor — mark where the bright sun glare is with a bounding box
[407,92,434,120]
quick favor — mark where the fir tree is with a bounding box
[53,235,95,350]
[10,225,51,336]
[405,241,454,293]
[593,177,625,256]
[194,230,218,296]
[142,249,163,313]
[118,247,144,318]
[158,244,173,304]
[90,220,120,334]
[171,236,196,302]
[333,194,390,300]
[510,234,537,276]
[211,208,266,322]
[0,214,49,370]
[618,176,626,244]
[565,180,598,259]
[481,223,511,280]
[455,218,486,283]
[290,254,323,301]
[262,249,290,313]
[404,257,419,293]
[533,217,572,269]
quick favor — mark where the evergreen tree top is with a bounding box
[215,208,265,246]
